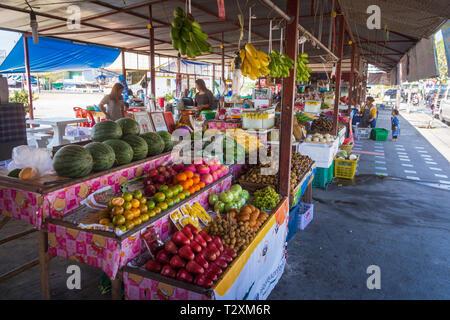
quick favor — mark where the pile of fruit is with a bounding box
[170,202,212,230]
[238,43,270,80]
[268,49,294,78]
[290,153,314,195]
[208,184,249,214]
[232,205,269,231]
[53,118,173,179]
[310,114,333,133]
[305,132,336,144]
[98,190,155,232]
[170,7,212,58]
[239,163,278,186]
[295,113,314,124]
[145,224,236,288]
[296,53,312,82]
[253,186,280,211]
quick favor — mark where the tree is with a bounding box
[9,89,38,115]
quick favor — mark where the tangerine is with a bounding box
[186,178,194,187]
[176,173,187,182]
[188,186,196,194]
[198,182,205,189]
[192,176,200,184]
[185,170,194,179]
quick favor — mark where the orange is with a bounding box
[189,186,196,194]
[131,198,140,208]
[111,206,124,216]
[192,176,200,184]
[131,208,141,218]
[182,181,191,190]
[194,185,200,192]
[185,170,194,179]
[111,197,125,206]
[124,210,134,221]
[153,206,162,214]
[176,173,187,182]
[198,182,205,189]
[139,204,148,214]
[186,178,194,187]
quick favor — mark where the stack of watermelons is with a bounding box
[53,117,174,178]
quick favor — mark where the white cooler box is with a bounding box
[298,138,339,168]
[338,126,346,146]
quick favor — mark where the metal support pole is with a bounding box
[23,35,34,120]
[221,32,225,105]
[148,5,156,97]
[212,64,216,94]
[332,15,345,136]
[278,0,300,198]
[121,49,126,79]
[348,43,355,114]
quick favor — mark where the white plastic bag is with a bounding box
[7,145,53,177]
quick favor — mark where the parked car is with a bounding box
[435,88,450,123]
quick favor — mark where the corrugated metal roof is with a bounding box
[0,0,448,72]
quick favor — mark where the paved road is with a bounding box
[354,109,450,189]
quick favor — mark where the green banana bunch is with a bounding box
[170,7,212,58]
[296,53,312,82]
[268,50,294,78]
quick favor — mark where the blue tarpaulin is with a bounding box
[0,36,120,73]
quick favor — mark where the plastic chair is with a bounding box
[84,110,96,127]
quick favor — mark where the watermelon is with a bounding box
[121,135,148,160]
[157,131,174,152]
[91,120,122,142]
[116,117,140,136]
[103,139,134,165]
[85,142,115,171]
[140,132,165,156]
[53,145,93,178]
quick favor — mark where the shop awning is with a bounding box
[0,36,120,73]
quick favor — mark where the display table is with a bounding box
[122,198,289,300]
[26,117,88,148]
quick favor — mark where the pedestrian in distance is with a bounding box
[391,109,400,142]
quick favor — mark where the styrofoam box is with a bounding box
[298,138,339,168]
[338,126,346,146]
[304,100,321,114]
[299,203,314,230]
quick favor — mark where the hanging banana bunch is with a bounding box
[238,43,270,80]
[170,7,212,58]
[296,53,312,82]
[268,49,294,78]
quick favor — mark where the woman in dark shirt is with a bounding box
[194,79,217,112]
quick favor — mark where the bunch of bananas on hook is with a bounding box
[296,53,312,82]
[232,43,270,80]
[268,49,294,78]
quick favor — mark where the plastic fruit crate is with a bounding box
[371,128,389,141]
[334,155,359,179]
[356,127,371,140]
[312,162,334,189]
[287,202,314,242]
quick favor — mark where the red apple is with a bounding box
[172,231,190,246]
[164,240,178,255]
[160,264,176,278]
[186,260,205,275]
[169,255,186,269]
[176,268,193,283]
[156,249,171,265]
[178,245,195,261]
[145,260,162,273]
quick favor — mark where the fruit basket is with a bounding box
[334,154,359,179]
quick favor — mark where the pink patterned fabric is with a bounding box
[208,121,240,130]
[123,271,212,300]
[0,187,42,228]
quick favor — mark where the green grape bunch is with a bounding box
[253,186,281,211]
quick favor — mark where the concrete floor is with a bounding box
[1,109,449,299]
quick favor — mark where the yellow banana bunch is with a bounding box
[239,43,271,80]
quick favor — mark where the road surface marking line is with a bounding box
[406,176,420,180]
[414,146,424,149]
[434,174,448,178]
[439,180,450,185]
[397,152,407,154]
[375,161,386,164]
[375,167,387,170]
[417,150,428,153]
[400,158,411,162]
[426,162,437,165]
[398,155,409,158]
[404,170,417,174]
[401,164,414,167]
[429,167,442,171]
[375,155,385,159]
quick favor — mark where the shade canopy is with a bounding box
[0,36,120,73]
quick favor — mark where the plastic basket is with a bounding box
[312,162,334,189]
[370,128,389,141]
[286,208,299,242]
[340,143,353,154]
[334,155,359,179]
[201,110,216,120]
[356,127,371,140]
[287,202,314,241]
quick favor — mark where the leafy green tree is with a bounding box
[9,89,38,115]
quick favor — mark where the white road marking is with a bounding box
[398,155,409,158]
[400,158,411,162]
[426,161,437,165]
[404,170,417,174]
[415,146,424,149]
[375,161,386,164]
[440,180,450,184]
[417,150,428,153]
[401,164,414,167]
[397,152,407,155]
[375,167,387,170]
[435,174,448,178]
[406,176,420,181]
[429,167,442,171]
[375,155,385,159]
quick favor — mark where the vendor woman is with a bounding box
[194,79,218,112]
[98,83,127,121]
[360,96,377,128]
